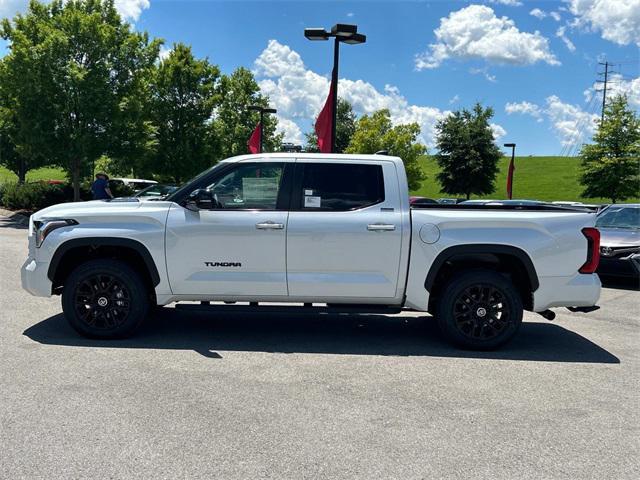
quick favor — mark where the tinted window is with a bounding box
[205,163,284,210]
[300,163,384,211]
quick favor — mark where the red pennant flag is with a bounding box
[506,156,515,199]
[315,76,336,153]
[248,122,261,154]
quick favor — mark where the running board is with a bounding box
[174,303,403,315]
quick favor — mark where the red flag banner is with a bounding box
[315,75,336,153]
[248,122,261,154]
[506,157,515,199]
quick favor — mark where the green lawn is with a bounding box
[411,156,638,203]
[1,157,637,203]
[0,165,67,184]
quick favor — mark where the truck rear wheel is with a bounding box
[435,270,523,350]
[61,259,149,339]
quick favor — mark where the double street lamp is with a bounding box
[248,105,277,153]
[304,24,366,153]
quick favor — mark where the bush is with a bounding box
[0,182,70,211]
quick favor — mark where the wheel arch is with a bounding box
[48,237,161,293]
[425,244,539,311]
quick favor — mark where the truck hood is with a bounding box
[32,198,173,222]
[599,227,640,247]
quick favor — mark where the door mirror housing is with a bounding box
[187,188,214,210]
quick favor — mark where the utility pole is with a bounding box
[598,61,610,124]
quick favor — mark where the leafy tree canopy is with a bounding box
[345,109,426,191]
[434,103,501,200]
[149,43,221,183]
[1,0,161,199]
[214,67,282,159]
[580,95,640,203]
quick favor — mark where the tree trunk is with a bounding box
[18,158,27,184]
[466,192,470,200]
[73,158,81,202]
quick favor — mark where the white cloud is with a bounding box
[346,12,354,18]
[0,0,151,21]
[275,117,303,145]
[584,73,640,107]
[556,26,576,51]
[158,45,172,61]
[449,94,460,105]
[254,40,462,147]
[470,66,497,82]
[415,5,559,69]
[565,0,640,46]
[505,96,599,145]
[545,95,599,146]
[505,101,543,121]
[529,8,547,19]
[488,0,523,6]
[490,123,507,140]
[550,11,562,22]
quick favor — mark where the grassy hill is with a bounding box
[411,156,638,204]
[2,156,638,203]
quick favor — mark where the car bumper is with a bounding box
[21,257,53,297]
[533,273,601,312]
[597,254,640,279]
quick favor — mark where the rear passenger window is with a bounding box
[300,163,385,211]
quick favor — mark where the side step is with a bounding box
[175,303,403,315]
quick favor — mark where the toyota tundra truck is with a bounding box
[21,153,601,349]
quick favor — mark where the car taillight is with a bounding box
[579,227,600,274]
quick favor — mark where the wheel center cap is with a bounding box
[476,307,487,318]
[97,297,109,307]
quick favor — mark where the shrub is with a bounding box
[1,182,69,211]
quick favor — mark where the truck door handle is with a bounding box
[367,223,396,232]
[256,221,285,230]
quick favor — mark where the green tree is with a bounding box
[345,109,426,190]
[149,43,220,183]
[1,0,161,199]
[305,98,357,153]
[580,95,640,203]
[434,103,501,200]
[214,67,282,158]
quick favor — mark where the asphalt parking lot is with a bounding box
[1,214,639,480]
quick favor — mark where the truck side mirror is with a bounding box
[188,189,214,210]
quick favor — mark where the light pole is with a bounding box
[504,143,516,200]
[304,24,366,153]
[248,105,277,153]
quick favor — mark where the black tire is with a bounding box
[435,269,523,350]
[62,259,150,339]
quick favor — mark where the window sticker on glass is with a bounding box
[304,196,321,208]
[242,177,279,203]
[304,189,314,196]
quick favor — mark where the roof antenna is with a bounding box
[375,150,389,155]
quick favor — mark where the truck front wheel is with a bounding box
[61,259,150,339]
[435,270,523,350]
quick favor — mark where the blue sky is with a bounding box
[1,0,639,155]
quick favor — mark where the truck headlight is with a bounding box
[33,219,78,248]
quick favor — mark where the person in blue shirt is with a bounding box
[91,173,113,200]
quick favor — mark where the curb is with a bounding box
[0,207,30,227]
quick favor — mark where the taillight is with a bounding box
[579,227,600,274]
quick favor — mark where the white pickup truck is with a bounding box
[21,153,602,349]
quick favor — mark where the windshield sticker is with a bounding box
[304,196,321,208]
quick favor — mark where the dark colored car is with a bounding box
[134,183,179,200]
[595,204,640,282]
[410,196,438,206]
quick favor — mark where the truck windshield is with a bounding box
[164,163,227,203]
